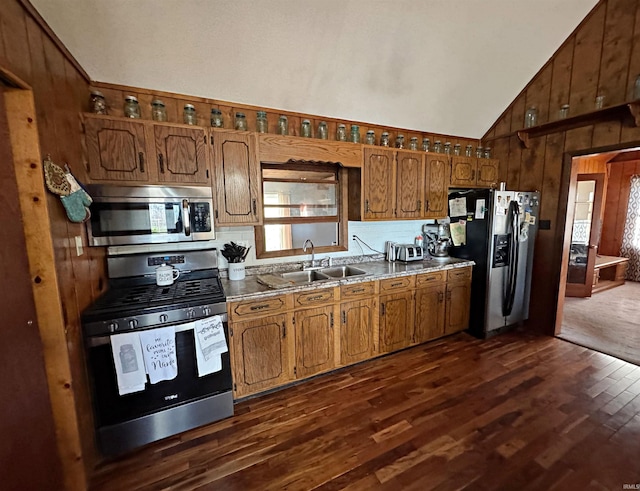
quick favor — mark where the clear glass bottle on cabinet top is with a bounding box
[256,111,268,133]
[365,130,375,145]
[234,112,247,130]
[317,121,328,139]
[90,91,107,115]
[524,107,537,128]
[183,104,197,125]
[380,131,390,147]
[350,125,361,143]
[422,138,430,152]
[151,99,167,122]
[336,124,347,141]
[409,137,418,151]
[278,115,289,135]
[210,108,223,127]
[301,119,312,137]
[124,95,141,118]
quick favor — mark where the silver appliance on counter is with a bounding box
[396,244,424,262]
[86,185,215,246]
[81,248,232,456]
[448,188,540,337]
[423,222,452,258]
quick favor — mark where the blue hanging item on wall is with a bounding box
[43,155,93,223]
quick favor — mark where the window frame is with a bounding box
[255,162,349,259]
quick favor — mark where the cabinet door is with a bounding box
[212,129,262,225]
[231,314,293,398]
[363,147,394,219]
[450,156,477,187]
[154,125,209,184]
[476,158,499,187]
[84,117,148,182]
[294,306,336,378]
[414,284,446,344]
[424,154,449,218]
[340,298,377,365]
[396,151,423,219]
[379,291,415,353]
[444,280,471,335]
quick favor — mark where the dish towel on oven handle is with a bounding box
[139,326,178,384]
[110,332,147,396]
[194,315,228,377]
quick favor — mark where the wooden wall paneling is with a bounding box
[507,135,522,189]
[592,120,622,147]
[568,3,606,114]
[0,1,32,82]
[510,95,526,133]
[598,0,636,106]
[625,0,640,101]
[519,135,546,191]
[525,64,553,126]
[549,38,575,119]
[5,88,85,491]
[492,136,510,183]
[493,111,511,138]
[539,132,567,225]
[563,126,595,153]
[600,161,623,254]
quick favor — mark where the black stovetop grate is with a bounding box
[85,271,225,316]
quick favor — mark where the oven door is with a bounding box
[85,317,232,429]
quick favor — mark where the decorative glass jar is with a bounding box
[336,124,347,141]
[151,99,167,122]
[301,119,312,137]
[465,145,473,157]
[183,104,197,125]
[433,140,441,153]
[278,115,289,135]
[409,137,418,150]
[484,147,492,159]
[559,104,570,119]
[350,125,361,143]
[524,107,537,128]
[90,90,107,115]
[453,143,461,156]
[235,112,247,130]
[395,134,405,149]
[422,138,430,152]
[365,130,375,145]
[256,111,268,133]
[380,132,390,147]
[124,95,141,118]
[476,146,484,158]
[317,121,328,139]
[210,108,223,127]
[443,142,451,155]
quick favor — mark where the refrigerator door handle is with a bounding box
[502,200,520,317]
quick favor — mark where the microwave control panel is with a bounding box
[192,203,212,232]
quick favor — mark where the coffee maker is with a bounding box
[423,223,451,258]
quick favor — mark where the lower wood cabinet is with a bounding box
[444,270,472,335]
[230,313,294,398]
[379,291,415,353]
[228,266,472,399]
[294,305,336,378]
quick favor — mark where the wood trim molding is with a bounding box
[17,0,90,82]
[4,88,86,490]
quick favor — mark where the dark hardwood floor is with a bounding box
[90,331,640,490]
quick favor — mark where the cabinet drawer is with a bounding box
[416,271,446,287]
[229,294,290,321]
[341,281,377,299]
[447,267,472,282]
[293,288,336,308]
[380,276,415,292]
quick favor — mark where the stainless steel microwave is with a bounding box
[86,185,214,246]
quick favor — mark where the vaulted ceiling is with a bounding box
[31,0,598,138]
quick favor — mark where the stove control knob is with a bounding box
[128,319,138,329]
[108,322,118,332]
[159,314,168,323]
[187,309,196,319]
[203,307,211,316]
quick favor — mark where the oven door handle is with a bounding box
[86,314,228,348]
[183,199,191,237]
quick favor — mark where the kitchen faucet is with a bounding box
[302,239,317,269]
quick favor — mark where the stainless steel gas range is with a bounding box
[81,248,232,456]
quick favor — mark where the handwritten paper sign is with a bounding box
[149,203,168,233]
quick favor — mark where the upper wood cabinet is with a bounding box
[83,116,149,182]
[362,147,395,219]
[82,114,212,185]
[424,154,449,218]
[395,151,423,219]
[211,129,262,226]
[154,125,209,184]
[352,147,449,220]
[450,156,499,188]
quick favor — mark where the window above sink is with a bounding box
[255,162,348,259]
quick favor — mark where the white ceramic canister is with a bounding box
[228,262,246,281]
[155,263,180,286]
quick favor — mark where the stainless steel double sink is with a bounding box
[278,265,369,285]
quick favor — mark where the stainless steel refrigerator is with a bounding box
[447,188,540,337]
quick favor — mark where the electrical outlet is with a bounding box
[74,235,83,256]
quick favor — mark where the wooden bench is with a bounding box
[592,255,629,294]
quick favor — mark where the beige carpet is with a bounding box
[559,281,640,366]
